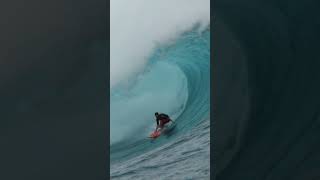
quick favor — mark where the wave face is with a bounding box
[110,29,210,179]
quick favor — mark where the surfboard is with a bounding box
[149,121,176,139]
[149,130,162,139]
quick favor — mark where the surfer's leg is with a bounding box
[163,118,170,125]
[159,122,164,129]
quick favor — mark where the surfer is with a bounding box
[155,112,172,131]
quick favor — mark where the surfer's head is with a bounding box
[155,112,159,116]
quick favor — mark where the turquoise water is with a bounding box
[110,29,210,179]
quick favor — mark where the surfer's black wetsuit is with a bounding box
[156,113,171,127]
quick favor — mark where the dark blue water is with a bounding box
[110,29,210,180]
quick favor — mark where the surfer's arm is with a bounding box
[155,119,159,130]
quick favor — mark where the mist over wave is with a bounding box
[111,0,210,88]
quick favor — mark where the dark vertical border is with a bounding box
[211,0,215,179]
[106,0,111,178]
[0,0,109,179]
[213,0,320,179]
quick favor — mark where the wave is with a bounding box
[110,28,210,162]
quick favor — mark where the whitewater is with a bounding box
[110,0,210,179]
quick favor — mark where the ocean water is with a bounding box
[110,30,210,180]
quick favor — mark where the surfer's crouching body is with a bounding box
[155,112,172,131]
